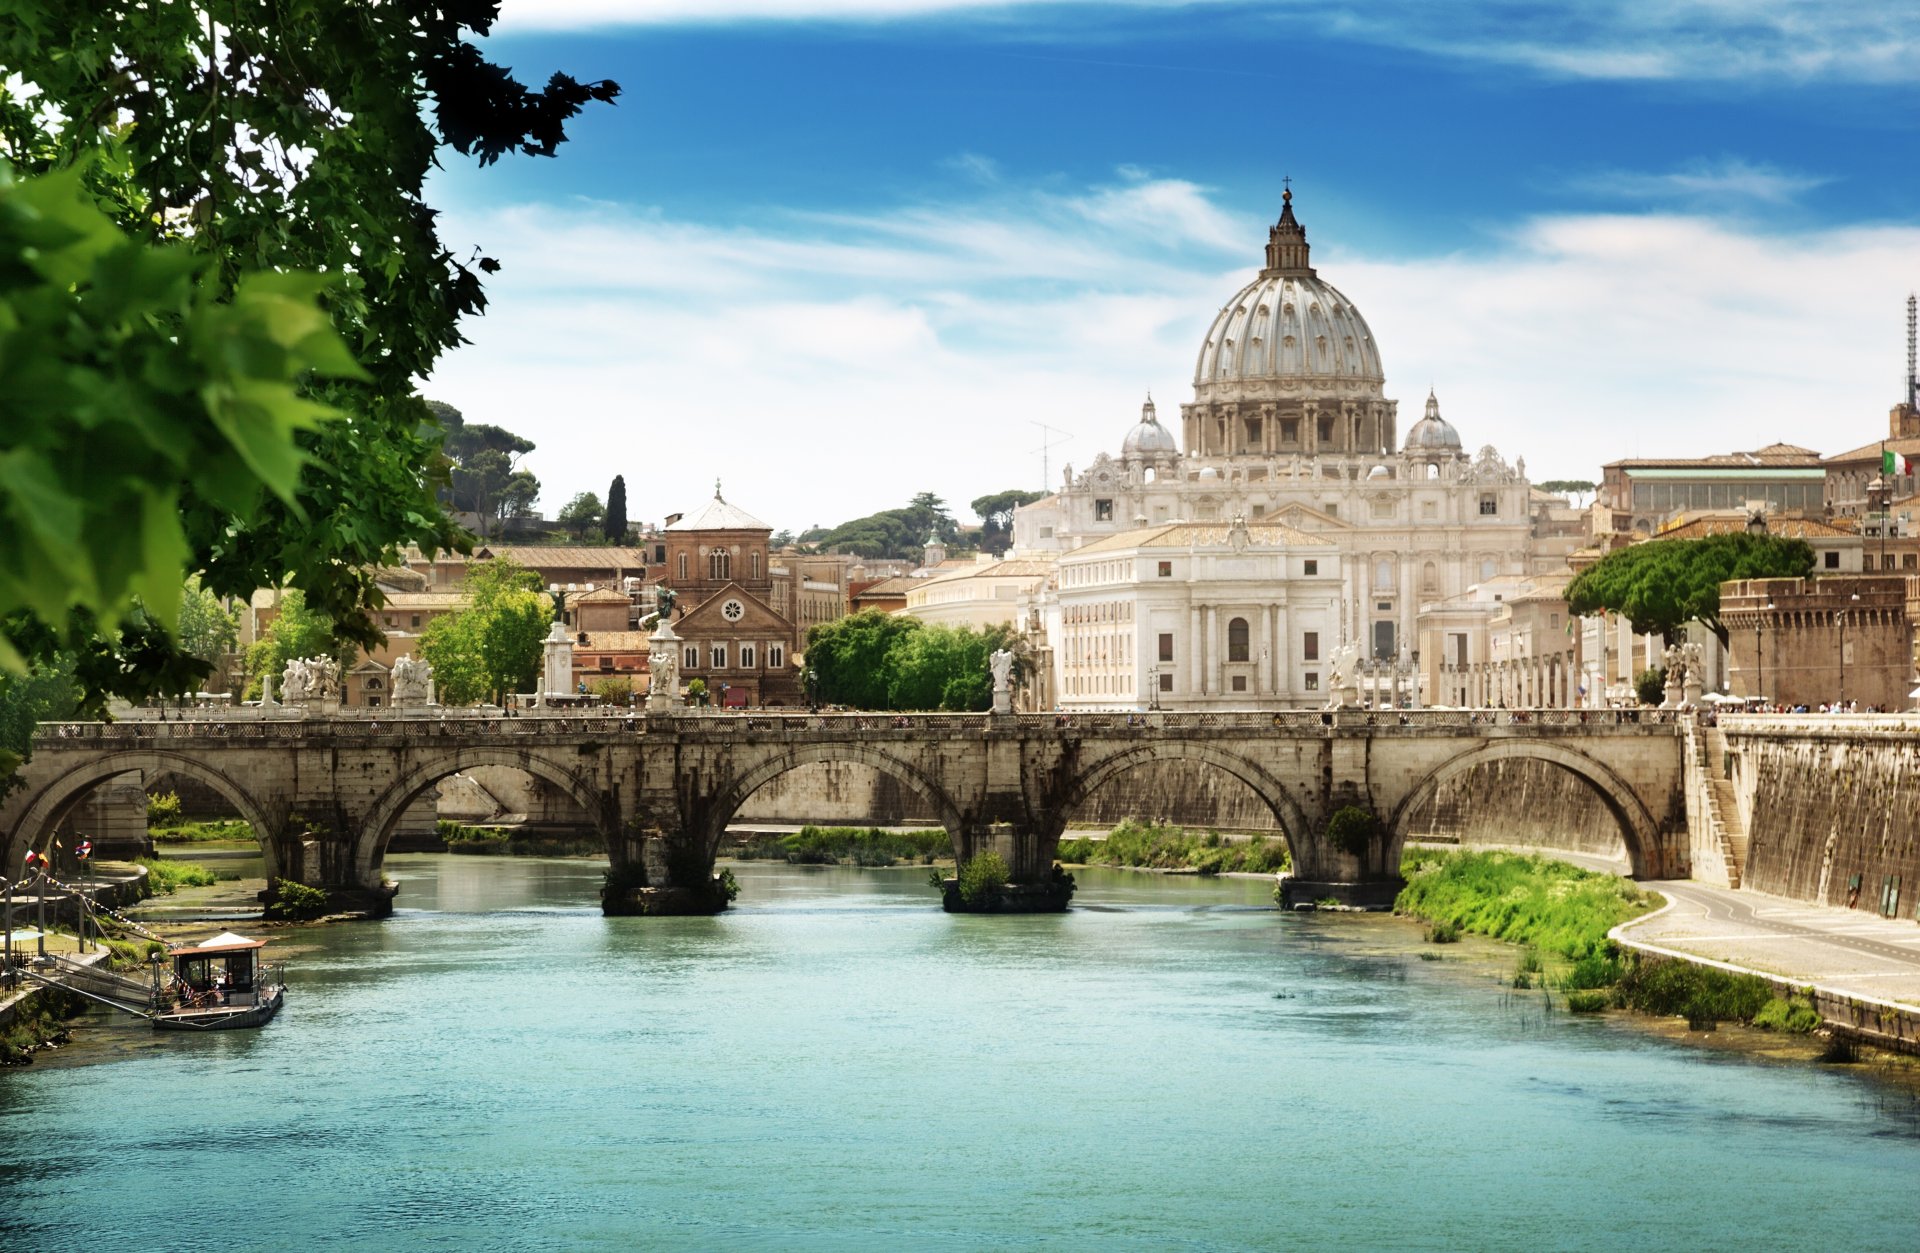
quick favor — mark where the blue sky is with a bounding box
[423,1,1920,534]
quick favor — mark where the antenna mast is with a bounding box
[1030,421,1070,490]
[1907,293,1916,408]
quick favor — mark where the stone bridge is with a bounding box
[1,709,1688,914]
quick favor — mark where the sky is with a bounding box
[421,0,1920,536]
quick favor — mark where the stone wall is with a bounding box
[1727,717,1920,917]
[1402,759,1628,861]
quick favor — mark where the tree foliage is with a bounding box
[972,489,1047,556]
[558,492,605,540]
[0,654,78,797]
[0,1,617,698]
[1565,533,1814,646]
[805,612,1015,711]
[604,475,629,544]
[417,558,551,706]
[176,578,241,670]
[801,493,960,561]
[244,589,350,698]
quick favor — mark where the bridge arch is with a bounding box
[700,743,967,856]
[6,749,279,874]
[355,748,618,884]
[1060,743,1311,852]
[1384,740,1660,877]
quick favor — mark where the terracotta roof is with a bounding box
[571,586,633,604]
[1070,521,1326,554]
[664,493,770,532]
[1821,436,1920,466]
[919,558,1056,584]
[466,546,654,568]
[852,576,918,599]
[1654,514,1855,540]
[579,632,655,652]
[378,592,468,609]
[1605,444,1822,469]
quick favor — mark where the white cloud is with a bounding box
[425,170,1920,534]
[1564,157,1832,207]
[494,0,1920,83]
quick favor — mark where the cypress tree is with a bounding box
[603,475,628,544]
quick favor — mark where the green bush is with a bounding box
[1635,667,1667,707]
[1424,920,1460,944]
[1560,950,1626,991]
[137,859,218,894]
[1566,990,1609,1013]
[717,868,740,902]
[145,791,183,827]
[150,818,254,843]
[1395,849,1660,960]
[957,851,1009,907]
[1751,995,1823,1035]
[1614,957,1774,1025]
[263,879,331,921]
[1055,820,1290,875]
[735,826,950,866]
[1324,806,1381,857]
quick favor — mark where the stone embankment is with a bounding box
[1721,716,1920,916]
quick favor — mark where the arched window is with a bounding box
[1227,617,1250,662]
[1422,561,1439,593]
[750,550,762,580]
[1374,560,1394,590]
[677,552,688,581]
[709,550,731,581]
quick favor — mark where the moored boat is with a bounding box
[152,932,285,1031]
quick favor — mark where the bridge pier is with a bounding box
[939,819,1074,913]
[601,827,733,916]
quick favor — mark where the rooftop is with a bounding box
[1070,520,1326,554]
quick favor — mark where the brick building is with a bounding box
[658,486,801,706]
[1722,576,1910,709]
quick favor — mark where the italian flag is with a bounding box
[1883,449,1915,475]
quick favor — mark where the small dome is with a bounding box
[1366,464,1390,479]
[1403,390,1462,452]
[1122,394,1178,457]
[1197,466,1219,481]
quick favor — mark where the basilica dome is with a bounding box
[1192,190,1384,400]
[1403,391,1462,452]
[1121,396,1178,457]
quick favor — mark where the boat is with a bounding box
[151,931,285,1031]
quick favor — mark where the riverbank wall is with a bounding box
[1722,716,1920,918]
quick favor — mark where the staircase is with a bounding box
[1696,721,1749,887]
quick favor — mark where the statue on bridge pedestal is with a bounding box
[647,612,683,712]
[990,649,1015,715]
[1327,641,1363,709]
[391,655,432,707]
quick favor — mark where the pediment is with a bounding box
[1268,502,1352,531]
[675,583,791,634]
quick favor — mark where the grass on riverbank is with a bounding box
[734,826,950,867]
[1057,820,1291,876]
[1397,849,1824,1034]
[437,821,605,857]
[149,818,254,843]
[1395,849,1658,960]
[137,859,234,894]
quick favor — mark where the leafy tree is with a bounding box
[1538,479,1598,507]
[557,493,605,540]
[806,612,923,709]
[1635,668,1668,707]
[245,590,350,699]
[418,559,552,706]
[804,497,956,561]
[604,475,629,545]
[0,1,617,699]
[0,655,79,797]
[176,578,241,670]
[907,492,956,543]
[1324,805,1382,857]
[1566,533,1814,647]
[972,489,1048,556]
[684,677,709,707]
[770,530,795,550]
[499,470,541,522]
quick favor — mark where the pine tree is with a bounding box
[603,475,629,544]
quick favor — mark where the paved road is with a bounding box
[1642,879,1920,972]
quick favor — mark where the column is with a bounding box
[1189,605,1202,695]
[1271,603,1286,696]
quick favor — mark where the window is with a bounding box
[1376,601,1393,612]
[1243,417,1262,445]
[1374,560,1393,590]
[683,646,698,668]
[1251,504,1266,518]
[1303,631,1319,661]
[1479,495,1498,515]
[411,615,421,629]
[654,544,666,563]
[709,550,731,581]
[678,553,689,580]
[1304,672,1319,691]
[1039,526,1054,539]
[751,551,762,580]
[1094,499,1114,521]
[1280,418,1299,443]
[1906,554,1918,571]
[711,645,727,668]
[769,645,784,668]
[1421,500,1438,519]
[1823,550,1840,569]
[1158,672,1173,692]
[1317,415,1334,443]
[366,678,383,690]
[1480,558,1496,580]
[1231,675,1247,692]
[1371,498,1394,519]
[600,656,614,672]
[1227,617,1250,662]
[1158,633,1174,662]
[1303,560,1318,576]
[1323,503,1338,518]
[1550,613,1560,629]
[741,645,756,668]
[1158,560,1173,578]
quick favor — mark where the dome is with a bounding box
[1403,390,1463,452]
[1192,190,1384,398]
[1121,395,1178,457]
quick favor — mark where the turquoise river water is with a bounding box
[4,857,1920,1250]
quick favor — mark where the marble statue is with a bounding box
[280,657,311,703]
[392,655,432,705]
[989,648,1015,715]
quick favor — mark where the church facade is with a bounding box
[1014,191,1535,678]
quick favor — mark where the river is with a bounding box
[4,857,1918,1250]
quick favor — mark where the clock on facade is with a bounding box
[721,598,745,622]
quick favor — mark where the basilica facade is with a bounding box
[1014,191,1535,685]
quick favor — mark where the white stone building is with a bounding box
[1013,191,1536,669]
[1028,517,1341,711]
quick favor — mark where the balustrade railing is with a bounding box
[34,705,1691,745]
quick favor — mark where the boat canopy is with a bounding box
[171,932,268,957]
